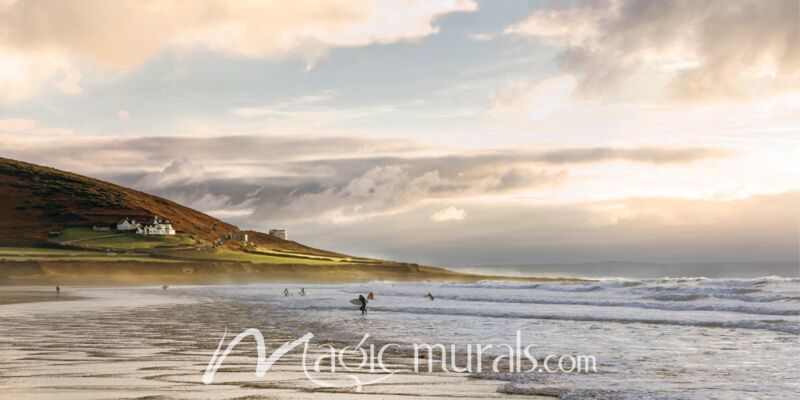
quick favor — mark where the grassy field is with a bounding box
[53,228,198,250]
[0,247,181,263]
[250,247,381,264]
[166,248,354,265]
[77,233,197,250]
[4,227,363,266]
[0,244,353,265]
[53,227,116,242]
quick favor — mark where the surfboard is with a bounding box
[350,298,368,305]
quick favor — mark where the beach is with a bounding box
[0,286,550,400]
[1,278,798,400]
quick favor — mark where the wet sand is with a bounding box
[0,287,552,399]
[0,288,83,305]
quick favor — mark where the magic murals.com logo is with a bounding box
[203,328,598,391]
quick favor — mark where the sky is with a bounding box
[0,0,798,267]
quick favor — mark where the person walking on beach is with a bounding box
[283,288,290,297]
[56,285,60,296]
[358,294,367,315]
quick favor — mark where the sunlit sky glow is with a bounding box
[0,0,797,265]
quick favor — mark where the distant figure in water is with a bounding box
[358,294,367,315]
[56,285,60,296]
[425,292,434,301]
[367,292,374,300]
[283,288,290,297]
[161,284,168,290]
[299,288,306,296]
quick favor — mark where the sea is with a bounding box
[194,275,800,399]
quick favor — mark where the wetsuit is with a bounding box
[359,295,367,315]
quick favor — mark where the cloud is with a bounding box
[0,117,74,139]
[232,90,339,117]
[231,90,395,125]
[0,0,477,102]
[135,158,206,190]
[0,133,423,173]
[488,75,578,120]
[468,33,494,42]
[506,0,800,101]
[0,47,82,103]
[0,127,726,175]
[291,191,800,265]
[430,206,466,221]
[0,125,730,225]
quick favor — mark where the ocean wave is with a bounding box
[436,280,624,291]
[499,384,655,400]
[437,281,544,290]
[417,293,799,316]
[647,294,709,302]
[498,382,681,400]
[487,372,664,400]
[629,286,797,303]
[352,291,800,316]
[697,276,800,286]
[654,277,710,283]
[538,284,607,292]
[286,302,800,334]
[361,306,800,334]
[709,292,797,302]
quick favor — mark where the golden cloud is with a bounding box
[0,0,477,102]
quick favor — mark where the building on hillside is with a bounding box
[232,231,248,242]
[116,218,138,231]
[136,216,176,235]
[269,229,287,240]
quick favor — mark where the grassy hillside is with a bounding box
[0,157,235,244]
[0,157,336,256]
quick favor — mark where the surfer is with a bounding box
[56,285,60,296]
[283,288,290,297]
[358,294,367,315]
[367,292,374,300]
[161,284,168,290]
[299,288,306,296]
[425,292,434,301]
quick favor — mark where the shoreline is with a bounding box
[0,288,84,305]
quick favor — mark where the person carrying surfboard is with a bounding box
[358,294,367,315]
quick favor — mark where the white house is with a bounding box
[269,229,287,240]
[136,216,176,235]
[116,218,138,231]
